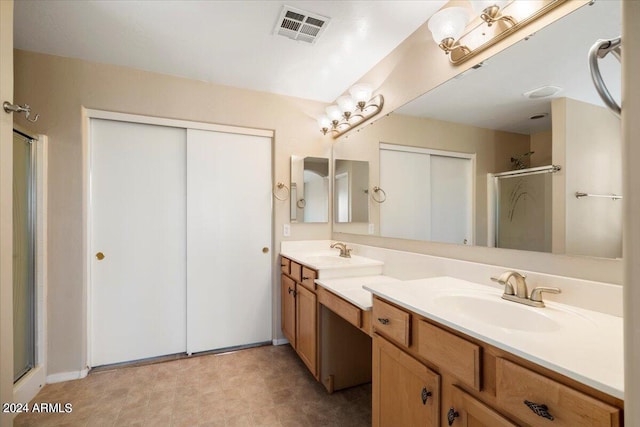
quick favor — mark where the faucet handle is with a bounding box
[529,287,561,303]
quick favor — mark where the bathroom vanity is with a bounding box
[280,253,384,392]
[366,278,623,426]
[279,241,624,426]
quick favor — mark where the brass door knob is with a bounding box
[262,247,269,253]
[96,252,105,260]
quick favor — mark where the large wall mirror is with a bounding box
[290,156,329,223]
[333,0,622,259]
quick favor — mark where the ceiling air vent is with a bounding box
[274,6,330,44]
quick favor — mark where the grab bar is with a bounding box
[588,36,621,118]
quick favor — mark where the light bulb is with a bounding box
[317,115,331,134]
[325,105,342,122]
[337,96,356,113]
[427,7,470,43]
[348,84,373,104]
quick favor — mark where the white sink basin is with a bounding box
[433,294,562,332]
[282,251,384,279]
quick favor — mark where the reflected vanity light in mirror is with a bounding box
[318,83,384,138]
[428,0,565,64]
[333,0,622,259]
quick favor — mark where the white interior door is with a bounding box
[90,119,187,366]
[186,129,272,354]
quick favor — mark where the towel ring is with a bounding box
[273,182,290,201]
[297,198,306,208]
[588,36,621,118]
[370,186,387,203]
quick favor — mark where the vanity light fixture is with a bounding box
[428,0,566,65]
[318,83,384,137]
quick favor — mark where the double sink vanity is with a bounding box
[280,241,623,426]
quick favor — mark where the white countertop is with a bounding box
[315,275,401,310]
[364,276,624,399]
[280,250,384,279]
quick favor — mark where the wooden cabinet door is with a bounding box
[448,385,516,427]
[372,334,440,427]
[281,275,296,347]
[296,284,317,377]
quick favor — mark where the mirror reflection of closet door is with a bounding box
[13,130,35,382]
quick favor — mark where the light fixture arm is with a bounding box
[480,5,517,27]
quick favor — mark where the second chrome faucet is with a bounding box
[330,242,352,258]
[491,271,561,308]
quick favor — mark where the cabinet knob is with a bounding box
[421,387,432,404]
[524,400,554,420]
[302,276,310,280]
[95,252,105,261]
[447,408,460,426]
[377,318,390,325]
[288,287,296,297]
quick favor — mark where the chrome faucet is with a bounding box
[491,271,561,308]
[330,242,352,258]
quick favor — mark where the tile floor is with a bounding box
[14,345,371,427]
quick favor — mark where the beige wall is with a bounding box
[0,1,14,425]
[332,113,530,245]
[552,97,622,259]
[530,130,552,167]
[623,1,640,424]
[13,49,332,374]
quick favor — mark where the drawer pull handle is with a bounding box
[447,408,460,426]
[421,387,432,404]
[288,287,296,297]
[377,318,390,325]
[302,276,310,280]
[281,264,286,267]
[524,400,554,421]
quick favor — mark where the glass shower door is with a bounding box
[13,130,35,382]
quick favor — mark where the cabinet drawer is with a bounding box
[280,257,290,275]
[417,320,481,391]
[318,287,362,328]
[372,298,410,347]
[290,261,302,282]
[300,266,317,291]
[496,358,621,426]
[450,385,517,427]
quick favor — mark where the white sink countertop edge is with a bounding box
[315,275,401,310]
[280,250,384,271]
[364,276,624,400]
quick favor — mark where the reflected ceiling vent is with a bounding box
[274,5,330,44]
[523,85,563,99]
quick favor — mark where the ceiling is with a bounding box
[395,0,622,135]
[13,0,447,103]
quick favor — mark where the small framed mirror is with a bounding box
[290,156,329,223]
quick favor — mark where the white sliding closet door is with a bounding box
[430,155,472,245]
[90,119,187,367]
[186,129,272,354]
[380,149,431,240]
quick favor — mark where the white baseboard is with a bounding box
[272,338,289,346]
[46,368,88,384]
